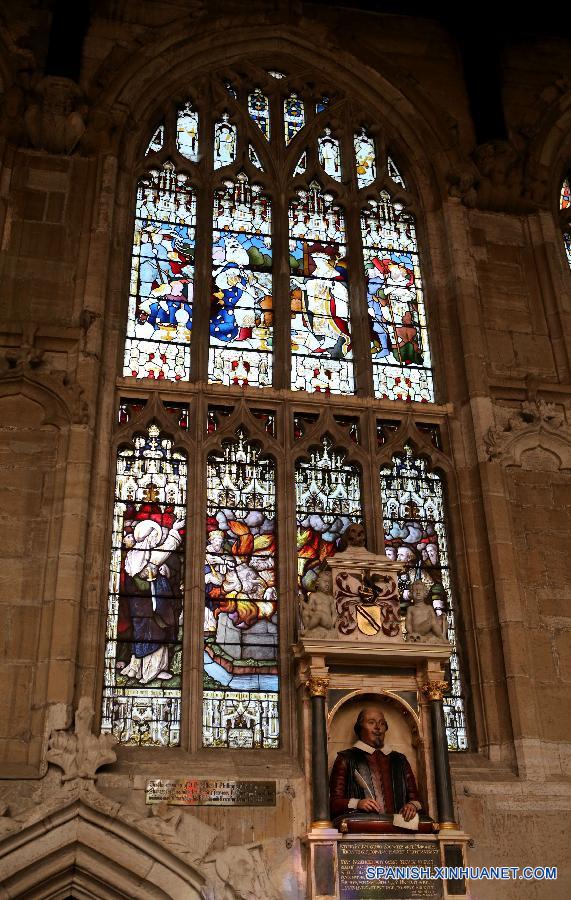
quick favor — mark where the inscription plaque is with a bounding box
[338,840,442,900]
[146,779,276,806]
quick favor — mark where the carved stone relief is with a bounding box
[484,398,571,469]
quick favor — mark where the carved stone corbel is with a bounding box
[24,76,86,155]
[0,345,89,425]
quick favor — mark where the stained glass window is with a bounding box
[296,435,362,601]
[318,128,342,180]
[564,232,571,269]
[560,177,571,271]
[249,145,263,170]
[214,114,237,169]
[293,152,307,176]
[102,422,187,746]
[123,163,195,381]
[115,69,470,757]
[388,156,405,188]
[361,191,434,402]
[176,101,199,162]
[145,124,164,156]
[560,176,571,210]
[354,129,376,188]
[209,173,272,387]
[380,444,467,750]
[290,183,354,394]
[204,429,278,748]
[284,92,305,144]
[248,88,270,140]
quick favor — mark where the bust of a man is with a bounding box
[329,707,421,829]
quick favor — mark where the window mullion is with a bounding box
[341,120,375,398]
[272,180,291,390]
[190,108,215,384]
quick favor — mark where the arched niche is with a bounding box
[327,689,422,783]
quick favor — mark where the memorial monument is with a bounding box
[294,524,471,898]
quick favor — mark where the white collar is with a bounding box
[353,740,388,755]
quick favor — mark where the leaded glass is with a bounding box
[289,183,354,394]
[145,124,164,156]
[102,422,187,746]
[123,163,195,380]
[209,174,272,387]
[293,411,319,440]
[564,232,571,269]
[248,88,270,140]
[176,101,199,162]
[249,145,263,170]
[284,92,305,144]
[354,129,376,188]
[316,96,329,113]
[361,191,434,402]
[267,70,286,79]
[560,177,571,210]
[214,114,237,169]
[380,444,467,750]
[318,128,341,180]
[296,436,362,600]
[204,429,278,748]
[293,151,307,176]
[388,155,405,187]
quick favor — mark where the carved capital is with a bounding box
[422,680,449,701]
[305,675,329,697]
[46,697,117,783]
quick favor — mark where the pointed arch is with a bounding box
[0,795,204,898]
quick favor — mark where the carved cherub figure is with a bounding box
[300,570,336,636]
[405,581,448,643]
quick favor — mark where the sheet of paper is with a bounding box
[393,812,419,831]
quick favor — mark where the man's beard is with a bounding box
[371,734,384,748]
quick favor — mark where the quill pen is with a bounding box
[353,770,375,799]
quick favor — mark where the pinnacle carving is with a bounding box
[46,697,117,783]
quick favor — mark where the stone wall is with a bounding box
[0,2,570,897]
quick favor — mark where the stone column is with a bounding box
[423,680,457,828]
[306,675,332,829]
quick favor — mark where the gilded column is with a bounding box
[306,675,331,829]
[423,680,457,828]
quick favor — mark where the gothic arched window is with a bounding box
[104,65,468,752]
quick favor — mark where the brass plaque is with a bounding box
[146,779,276,806]
[338,840,442,899]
